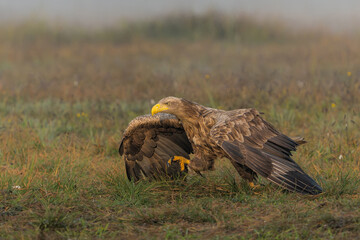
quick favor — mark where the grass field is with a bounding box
[1,14,360,239]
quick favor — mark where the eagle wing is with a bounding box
[210,109,322,195]
[119,113,193,181]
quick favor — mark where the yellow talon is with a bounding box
[168,156,190,171]
[248,181,262,195]
[249,181,260,189]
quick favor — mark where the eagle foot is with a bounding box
[168,156,190,171]
[248,182,263,195]
[249,181,262,190]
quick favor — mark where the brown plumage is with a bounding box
[119,113,193,181]
[120,97,322,195]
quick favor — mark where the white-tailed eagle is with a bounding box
[120,97,322,195]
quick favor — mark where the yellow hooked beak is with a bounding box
[151,104,169,115]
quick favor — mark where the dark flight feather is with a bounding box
[119,113,193,181]
[210,108,322,195]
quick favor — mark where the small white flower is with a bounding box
[338,154,343,160]
[12,185,21,189]
[74,80,79,87]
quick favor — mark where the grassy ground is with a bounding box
[0,14,360,239]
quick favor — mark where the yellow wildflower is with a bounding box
[76,113,81,118]
[331,103,336,108]
[347,71,352,77]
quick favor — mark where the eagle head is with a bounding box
[151,96,183,116]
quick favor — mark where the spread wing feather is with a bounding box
[119,113,193,181]
[210,109,322,195]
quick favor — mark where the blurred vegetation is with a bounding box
[107,13,295,43]
[0,13,359,239]
[0,13,300,44]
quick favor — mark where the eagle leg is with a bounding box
[168,156,190,171]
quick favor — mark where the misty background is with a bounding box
[0,0,359,32]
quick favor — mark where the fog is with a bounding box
[0,0,359,31]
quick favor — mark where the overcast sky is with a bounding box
[0,0,359,31]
